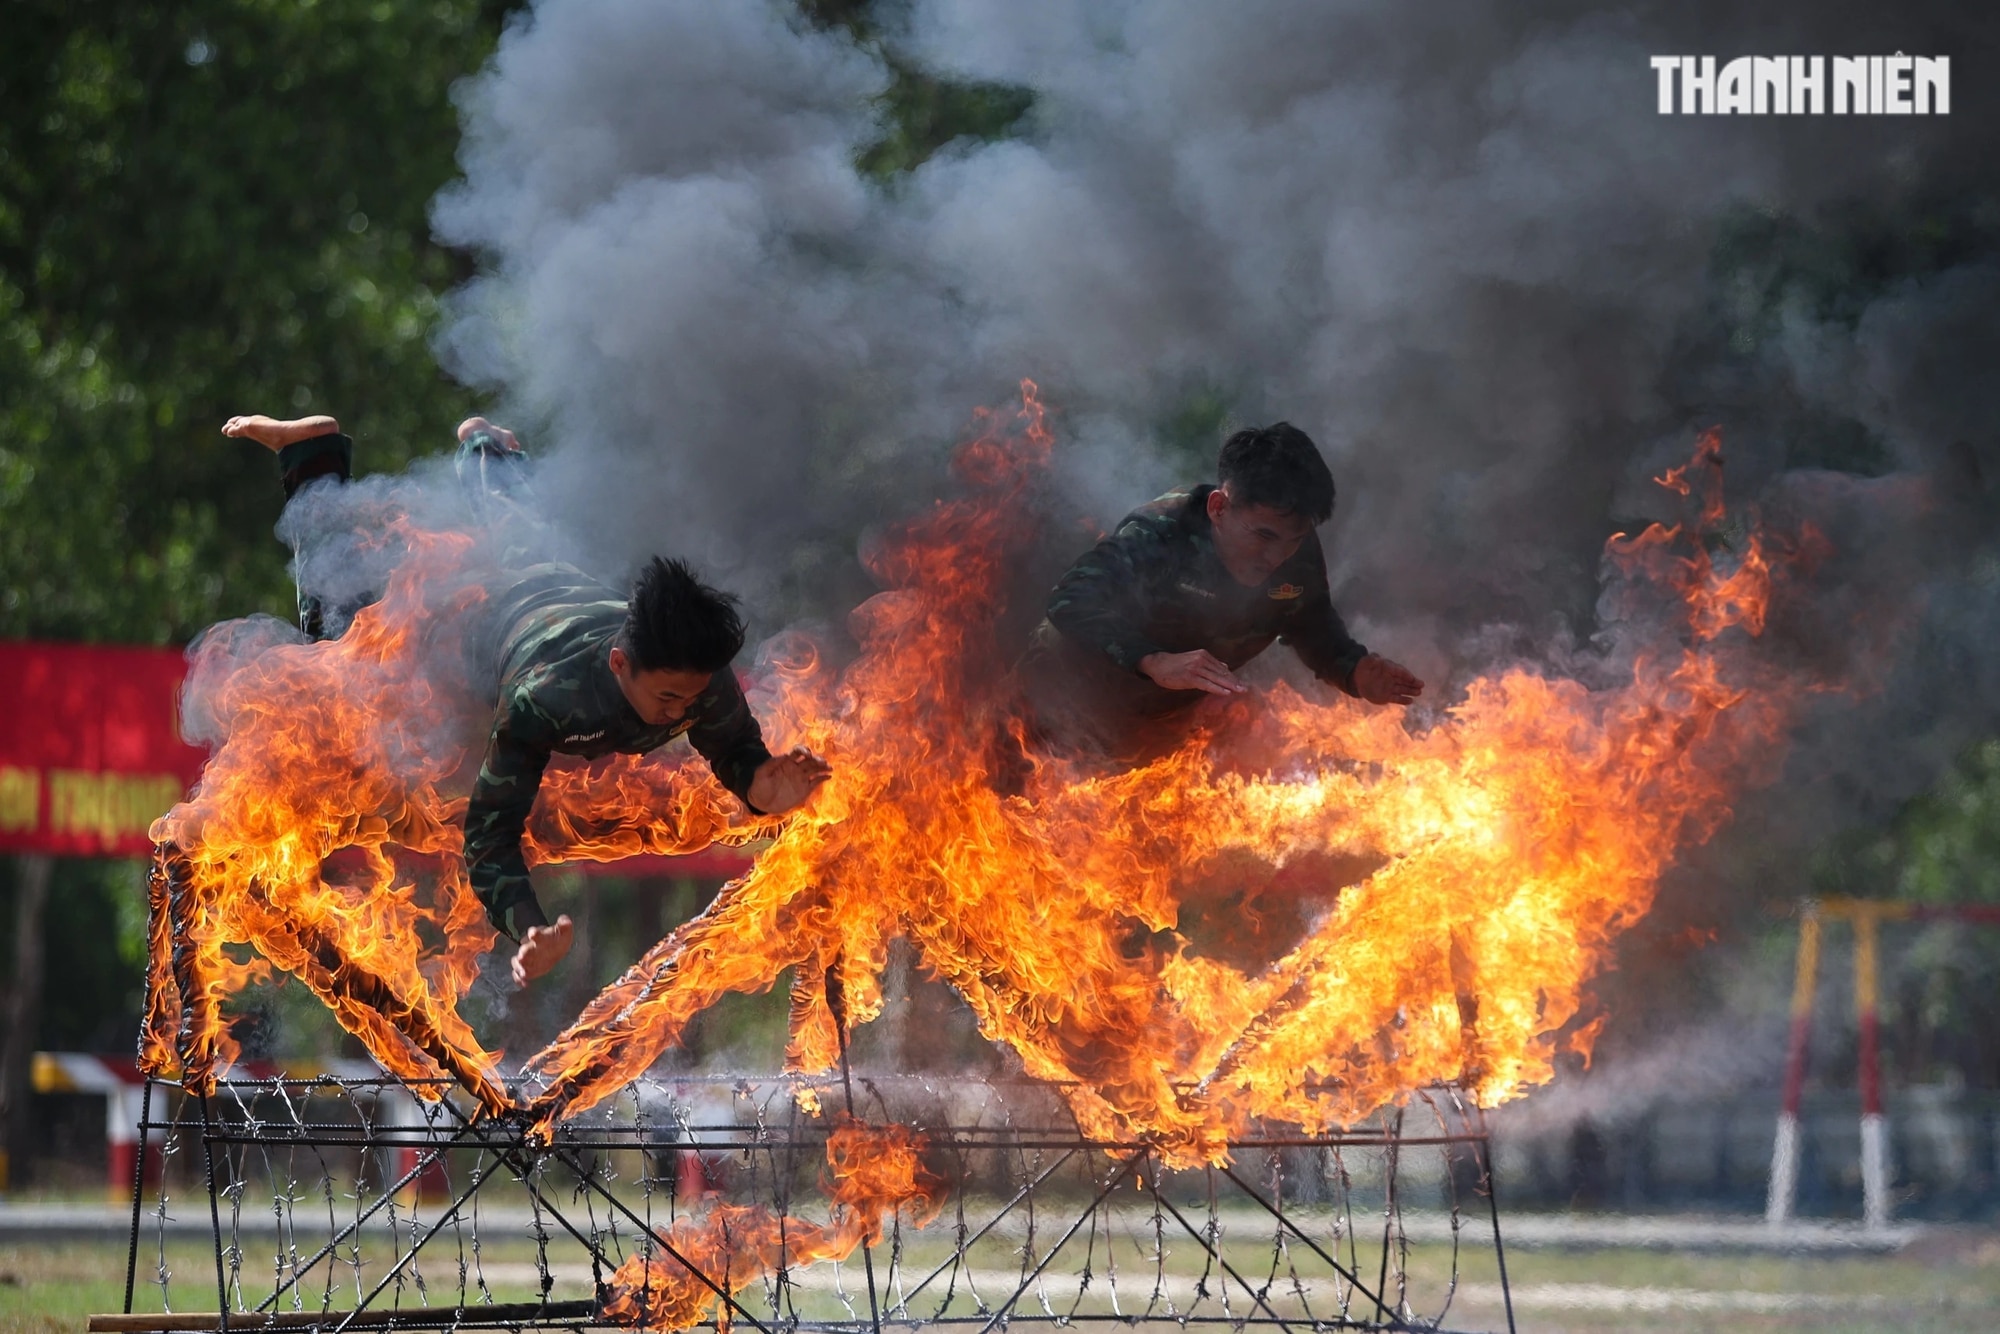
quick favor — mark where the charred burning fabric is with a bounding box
[128,386,1829,1332]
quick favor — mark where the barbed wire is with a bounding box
[115,1074,1511,1334]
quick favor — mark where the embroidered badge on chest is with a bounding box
[1268,583,1305,600]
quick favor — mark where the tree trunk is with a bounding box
[0,854,53,1192]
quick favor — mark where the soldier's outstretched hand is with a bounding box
[511,914,574,988]
[1353,654,1424,706]
[748,747,832,815]
[1139,649,1248,696]
[222,414,341,452]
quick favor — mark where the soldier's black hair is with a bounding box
[1217,422,1336,524]
[624,556,745,674]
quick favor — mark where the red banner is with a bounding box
[0,641,206,857]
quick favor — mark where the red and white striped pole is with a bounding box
[1765,901,1820,1225]
[105,1082,146,1197]
[1854,907,1891,1231]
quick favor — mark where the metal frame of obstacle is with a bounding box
[97,1073,1517,1334]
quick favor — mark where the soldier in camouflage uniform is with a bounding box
[223,414,829,985]
[466,556,828,984]
[1019,421,1423,764]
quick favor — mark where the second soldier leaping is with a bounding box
[1017,421,1424,765]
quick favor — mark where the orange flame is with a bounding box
[599,1115,945,1332]
[148,388,1828,1173]
[1604,428,1827,642]
[509,392,1825,1160]
[144,530,506,1104]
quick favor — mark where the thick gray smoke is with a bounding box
[430,2,2000,876]
[435,1,1991,614]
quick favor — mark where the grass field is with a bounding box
[4,1224,1998,1334]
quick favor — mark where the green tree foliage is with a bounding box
[855,59,1034,180]
[1816,738,2000,908]
[803,0,1034,182]
[0,0,518,645]
[1893,739,2000,907]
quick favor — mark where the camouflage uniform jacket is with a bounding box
[465,567,773,937]
[1044,484,1369,697]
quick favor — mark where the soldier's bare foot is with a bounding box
[457,416,523,452]
[222,414,341,453]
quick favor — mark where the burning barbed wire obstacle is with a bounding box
[136,385,1828,1329]
[107,1072,1517,1334]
